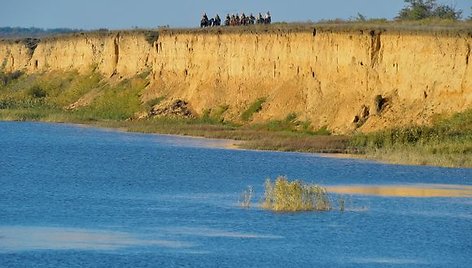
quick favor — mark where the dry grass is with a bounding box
[352,109,472,168]
[242,135,351,153]
[261,177,331,212]
[96,119,351,154]
[365,147,472,168]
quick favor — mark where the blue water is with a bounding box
[0,122,471,267]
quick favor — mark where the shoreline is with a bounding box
[5,119,471,169]
[58,120,472,169]
[62,120,356,157]
[2,119,366,161]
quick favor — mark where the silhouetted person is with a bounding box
[257,13,264,24]
[265,11,271,24]
[214,14,221,26]
[201,13,209,27]
[249,13,256,25]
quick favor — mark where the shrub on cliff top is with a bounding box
[144,31,159,45]
[397,0,462,20]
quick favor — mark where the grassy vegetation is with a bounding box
[351,109,472,167]
[0,70,23,85]
[0,69,149,122]
[261,177,332,212]
[145,96,166,109]
[241,177,356,212]
[201,105,230,124]
[1,69,471,167]
[241,97,266,121]
[97,118,350,154]
[0,70,350,155]
[72,78,147,121]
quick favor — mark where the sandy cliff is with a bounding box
[1,28,471,133]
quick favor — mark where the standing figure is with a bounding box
[257,13,264,24]
[214,14,221,26]
[265,11,271,24]
[249,13,256,25]
[241,13,247,26]
[225,14,230,26]
[230,14,236,26]
[200,13,209,28]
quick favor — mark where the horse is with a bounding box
[214,16,221,26]
[264,16,271,24]
[200,17,209,28]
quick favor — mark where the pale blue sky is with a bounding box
[1,0,470,29]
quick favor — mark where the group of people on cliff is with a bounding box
[200,12,271,28]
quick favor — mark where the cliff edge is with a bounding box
[1,26,471,133]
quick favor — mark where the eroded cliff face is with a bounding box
[1,29,471,133]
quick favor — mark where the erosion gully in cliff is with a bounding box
[0,26,471,134]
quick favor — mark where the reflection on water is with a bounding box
[156,134,241,150]
[0,226,193,252]
[350,257,426,265]
[160,227,283,239]
[327,184,472,197]
[0,226,282,252]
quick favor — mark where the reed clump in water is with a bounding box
[261,176,331,212]
[240,186,254,208]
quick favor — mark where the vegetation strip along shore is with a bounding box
[0,69,471,168]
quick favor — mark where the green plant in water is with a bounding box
[262,176,331,212]
[338,197,345,212]
[240,185,254,208]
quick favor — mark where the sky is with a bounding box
[1,0,471,30]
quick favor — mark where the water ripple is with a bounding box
[0,226,193,252]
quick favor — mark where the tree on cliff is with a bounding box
[397,0,462,20]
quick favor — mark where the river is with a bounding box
[0,122,471,267]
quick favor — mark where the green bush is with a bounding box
[313,125,331,135]
[0,71,24,86]
[200,105,229,124]
[397,0,462,20]
[241,97,266,121]
[145,96,166,109]
[28,85,47,98]
[144,31,159,45]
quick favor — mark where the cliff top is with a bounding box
[1,21,471,44]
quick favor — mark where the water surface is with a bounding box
[0,122,471,267]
